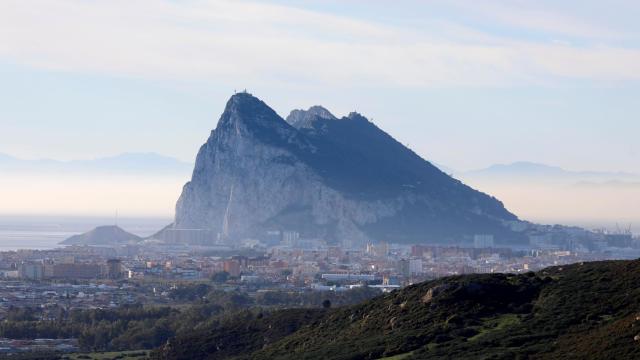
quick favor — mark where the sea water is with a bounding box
[0,215,171,251]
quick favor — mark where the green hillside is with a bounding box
[153,260,640,359]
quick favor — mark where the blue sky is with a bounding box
[1,0,639,172]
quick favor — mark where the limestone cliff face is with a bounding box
[171,93,521,246]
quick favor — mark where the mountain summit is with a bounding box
[167,93,520,246]
[286,105,338,129]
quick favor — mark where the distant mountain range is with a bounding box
[3,145,636,232]
[0,152,193,175]
[435,161,639,185]
[574,180,640,188]
[2,153,634,185]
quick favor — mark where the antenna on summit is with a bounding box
[115,209,118,227]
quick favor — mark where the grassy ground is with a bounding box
[377,352,414,360]
[467,313,521,342]
[63,350,149,360]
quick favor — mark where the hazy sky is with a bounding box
[1,0,639,173]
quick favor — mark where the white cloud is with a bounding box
[0,0,639,86]
[447,0,626,40]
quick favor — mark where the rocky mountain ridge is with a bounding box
[167,93,522,246]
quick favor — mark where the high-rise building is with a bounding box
[473,234,495,248]
[106,259,123,279]
[282,231,300,247]
[398,258,423,276]
[19,262,44,280]
[50,263,102,279]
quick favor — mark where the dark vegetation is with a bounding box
[152,308,326,360]
[151,260,640,359]
[9,260,640,359]
[0,286,379,353]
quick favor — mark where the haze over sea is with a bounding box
[0,214,636,252]
[0,215,170,251]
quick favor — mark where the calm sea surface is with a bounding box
[0,215,171,251]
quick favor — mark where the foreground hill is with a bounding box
[153,259,640,359]
[167,93,520,246]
